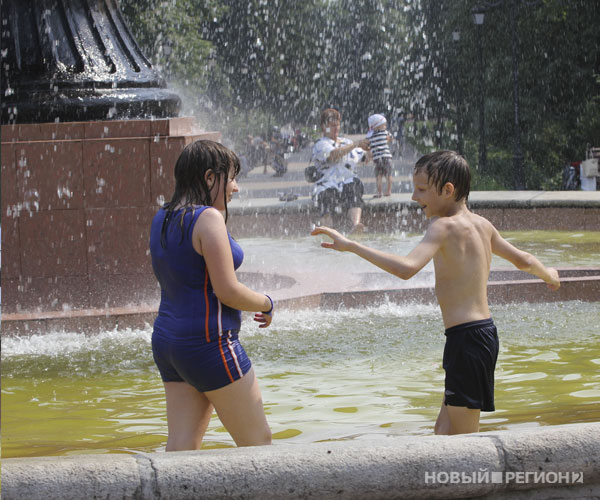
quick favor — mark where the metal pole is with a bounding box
[453,32,464,156]
[476,24,487,173]
[510,3,525,189]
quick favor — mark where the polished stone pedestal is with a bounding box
[1,117,219,314]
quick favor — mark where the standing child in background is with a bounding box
[312,150,560,435]
[366,114,393,198]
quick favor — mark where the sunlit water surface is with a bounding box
[2,301,599,458]
[236,230,600,300]
[239,230,600,273]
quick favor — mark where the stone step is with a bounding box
[241,159,414,183]
[237,177,414,199]
[236,140,419,198]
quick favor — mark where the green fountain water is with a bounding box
[2,231,599,458]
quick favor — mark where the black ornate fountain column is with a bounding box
[0,0,181,124]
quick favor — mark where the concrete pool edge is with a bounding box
[2,269,599,335]
[2,423,599,500]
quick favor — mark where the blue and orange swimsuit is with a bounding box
[149,206,251,392]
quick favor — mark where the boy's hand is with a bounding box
[311,226,351,252]
[546,267,560,291]
[356,138,370,150]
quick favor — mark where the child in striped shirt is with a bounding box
[367,114,393,197]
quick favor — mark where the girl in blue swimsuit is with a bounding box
[149,140,274,450]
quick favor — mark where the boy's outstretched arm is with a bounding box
[311,224,443,280]
[490,227,560,290]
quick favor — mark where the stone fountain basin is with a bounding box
[240,267,600,304]
[2,267,597,335]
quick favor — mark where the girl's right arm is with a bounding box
[193,207,273,326]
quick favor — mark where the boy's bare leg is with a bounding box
[385,175,393,196]
[447,406,480,434]
[435,400,480,435]
[434,402,451,435]
[375,175,383,197]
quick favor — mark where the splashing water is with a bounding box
[2,301,599,458]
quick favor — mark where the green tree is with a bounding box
[118,0,599,190]
[474,0,599,188]
[120,0,221,89]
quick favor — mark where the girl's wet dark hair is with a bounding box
[414,150,471,202]
[161,139,241,247]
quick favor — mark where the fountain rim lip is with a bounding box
[2,266,599,328]
[227,195,600,215]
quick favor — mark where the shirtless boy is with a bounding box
[311,150,560,435]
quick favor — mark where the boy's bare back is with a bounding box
[428,209,494,329]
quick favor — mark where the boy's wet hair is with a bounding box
[414,150,471,201]
[320,108,341,127]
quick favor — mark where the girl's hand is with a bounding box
[253,311,273,328]
[254,294,273,328]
